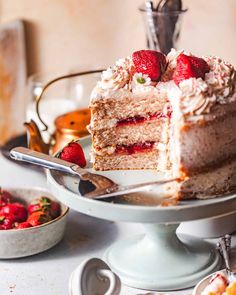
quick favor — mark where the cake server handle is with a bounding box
[10,147,88,178]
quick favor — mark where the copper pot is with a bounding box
[25,108,91,155]
[52,108,90,154]
[24,70,103,155]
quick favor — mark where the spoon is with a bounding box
[155,0,182,54]
[156,0,182,12]
[145,1,159,50]
[217,235,236,283]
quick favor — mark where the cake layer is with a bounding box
[91,118,169,148]
[90,95,168,130]
[93,150,159,170]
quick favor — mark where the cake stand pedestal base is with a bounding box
[104,223,221,291]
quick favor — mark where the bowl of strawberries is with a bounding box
[0,186,68,258]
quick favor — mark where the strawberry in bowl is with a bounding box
[0,202,28,223]
[27,211,52,227]
[0,188,64,230]
[0,214,16,230]
[0,188,12,209]
[0,187,68,258]
[28,196,61,219]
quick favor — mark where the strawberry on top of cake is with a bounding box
[88,49,236,199]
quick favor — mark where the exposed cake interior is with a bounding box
[88,49,236,199]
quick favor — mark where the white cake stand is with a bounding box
[46,137,236,291]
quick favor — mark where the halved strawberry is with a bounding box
[173,54,210,85]
[28,196,61,219]
[132,50,166,81]
[27,211,52,227]
[0,203,27,222]
[59,142,86,168]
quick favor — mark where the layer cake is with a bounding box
[88,49,236,199]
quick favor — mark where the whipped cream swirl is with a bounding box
[178,56,236,115]
[205,56,236,103]
[98,57,134,91]
[179,78,216,115]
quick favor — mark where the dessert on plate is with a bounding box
[88,49,236,199]
[201,271,236,295]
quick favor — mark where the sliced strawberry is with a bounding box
[0,214,15,230]
[0,203,27,222]
[28,196,60,219]
[132,50,166,81]
[59,142,86,167]
[28,196,50,215]
[28,202,41,215]
[27,211,52,227]
[15,221,32,229]
[173,54,210,85]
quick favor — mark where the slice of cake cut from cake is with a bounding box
[88,49,236,199]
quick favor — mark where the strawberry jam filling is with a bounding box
[116,109,172,127]
[115,141,155,155]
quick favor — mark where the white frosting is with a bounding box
[205,56,236,102]
[90,50,236,117]
[98,67,130,91]
[178,78,216,115]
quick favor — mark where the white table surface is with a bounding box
[0,152,235,295]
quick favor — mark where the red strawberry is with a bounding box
[27,211,52,227]
[49,201,61,219]
[0,203,28,222]
[173,53,210,85]
[28,196,51,215]
[15,221,32,229]
[132,50,166,81]
[28,202,41,215]
[28,196,61,219]
[0,188,12,209]
[0,214,15,230]
[59,142,86,167]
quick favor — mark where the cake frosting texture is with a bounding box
[89,49,236,199]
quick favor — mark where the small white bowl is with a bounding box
[193,269,227,295]
[0,187,69,259]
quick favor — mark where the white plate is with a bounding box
[192,269,227,295]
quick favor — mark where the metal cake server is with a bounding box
[10,147,176,200]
